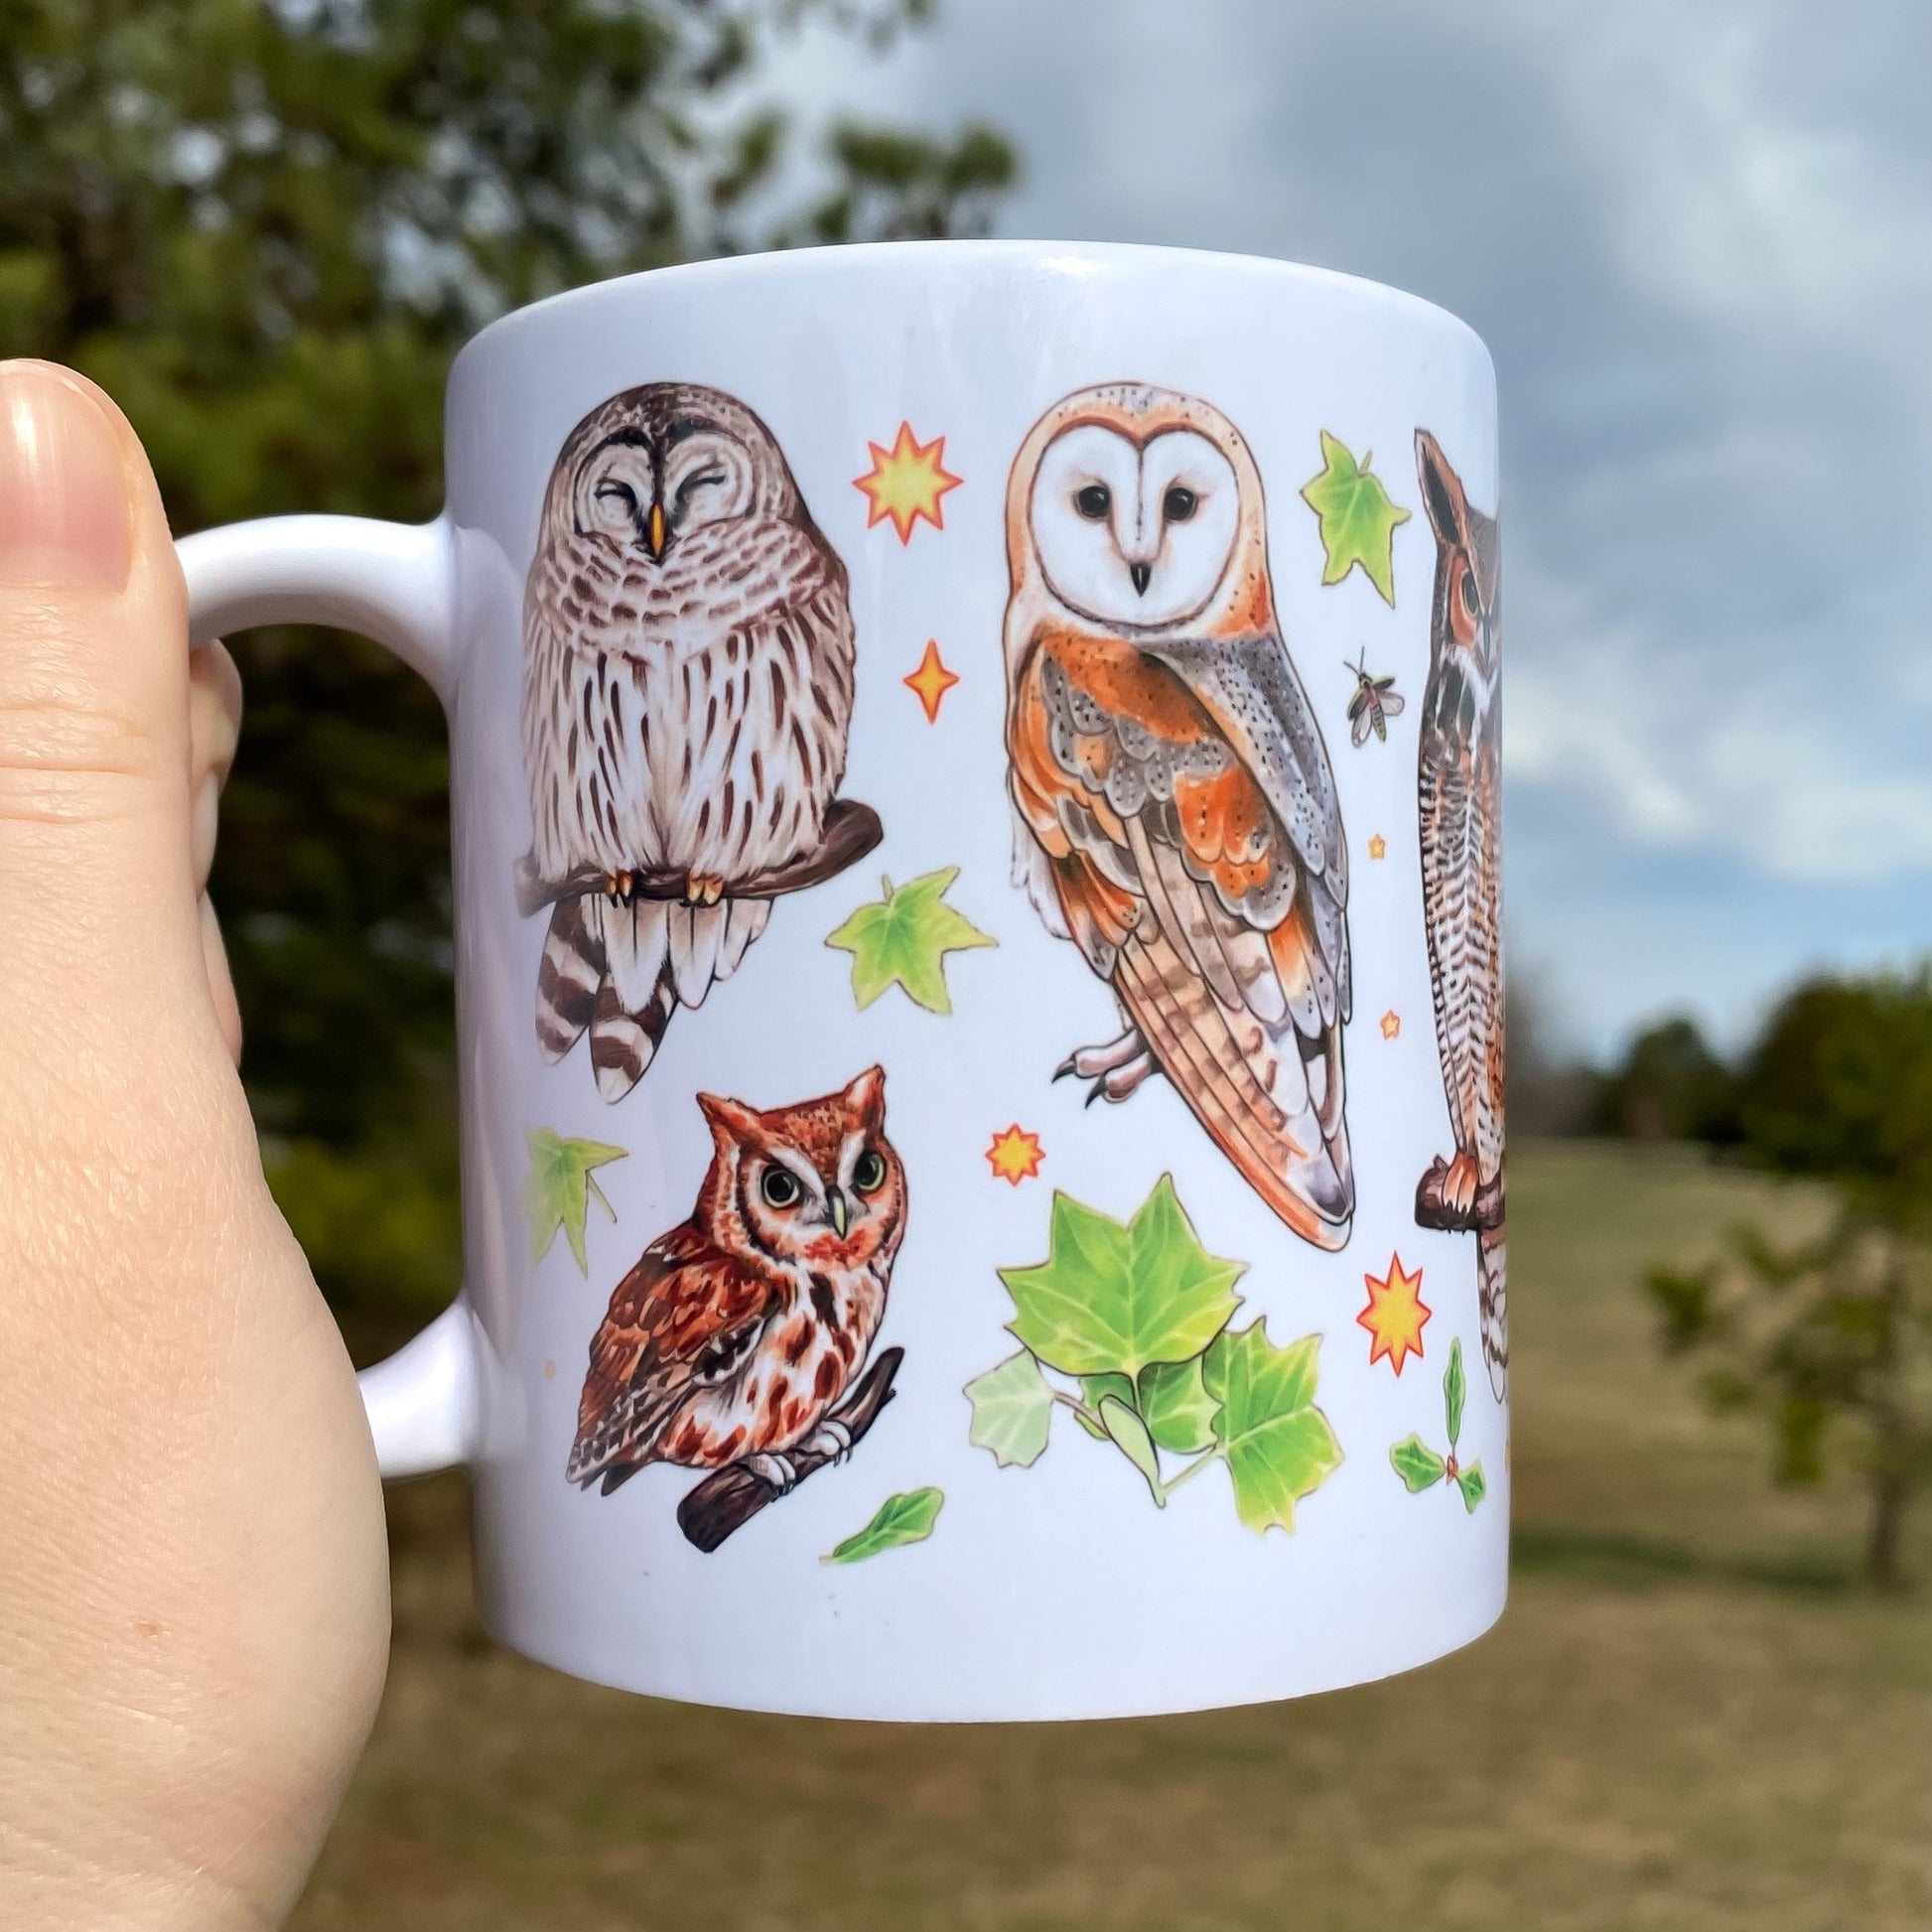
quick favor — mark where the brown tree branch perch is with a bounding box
[1413,1159,1506,1233]
[676,1345,905,1554]
[514,797,884,919]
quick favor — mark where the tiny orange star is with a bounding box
[854,422,961,542]
[903,640,960,723]
[986,1124,1044,1185]
[1367,833,1387,861]
[1358,1254,1431,1375]
[1380,1010,1401,1039]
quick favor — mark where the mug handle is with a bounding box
[175,514,479,1479]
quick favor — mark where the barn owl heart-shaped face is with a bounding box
[1028,423,1240,628]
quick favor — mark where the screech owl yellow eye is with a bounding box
[759,1167,801,1208]
[853,1149,888,1194]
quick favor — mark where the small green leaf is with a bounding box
[822,1487,945,1564]
[1139,1357,1219,1454]
[1299,430,1411,606]
[964,1351,1055,1467]
[523,1128,627,1273]
[1390,1435,1447,1492]
[1203,1320,1343,1535]
[1445,1335,1466,1447]
[1000,1176,1244,1379]
[823,868,996,1015]
[1098,1394,1164,1505]
[1455,1461,1487,1513]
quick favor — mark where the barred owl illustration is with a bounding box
[1002,383,1354,1251]
[521,383,857,1101]
[1413,428,1506,1400]
[568,1068,906,1551]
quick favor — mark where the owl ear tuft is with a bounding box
[842,1064,887,1129]
[1415,429,1470,549]
[696,1091,765,1148]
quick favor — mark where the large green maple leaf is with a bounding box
[999,1175,1244,1380]
[1299,430,1411,606]
[824,867,996,1015]
[524,1128,626,1273]
[1203,1320,1343,1534]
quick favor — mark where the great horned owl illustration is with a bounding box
[1002,382,1353,1251]
[520,382,857,1101]
[1413,427,1506,1400]
[568,1068,906,1550]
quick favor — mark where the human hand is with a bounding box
[0,361,389,1929]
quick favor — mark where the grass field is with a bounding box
[293,1143,1932,1931]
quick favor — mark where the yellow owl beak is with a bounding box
[827,1186,849,1238]
[645,499,668,560]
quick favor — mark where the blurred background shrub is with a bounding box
[0,0,1013,1327]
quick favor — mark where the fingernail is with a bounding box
[0,362,131,591]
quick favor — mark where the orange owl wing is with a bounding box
[566,1221,775,1492]
[1011,624,1354,1248]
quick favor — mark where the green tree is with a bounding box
[0,1,1014,1323]
[1645,971,1932,1591]
[1593,1014,1739,1144]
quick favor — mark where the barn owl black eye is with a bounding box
[1163,484,1198,522]
[1074,483,1111,519]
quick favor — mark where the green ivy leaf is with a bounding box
[1098,1395,1164,1505]
[1082,1370,1136,1413]
[1139,1357,1220,1454]
[1455,1461,1487,1514]
[1299,430,1411,606]
[822,1487,945,1564]
[824,868,996,1015]
[999,1176,1245,1379]
[1391,1435,1447,1492]
[1203,1320,1343,1534]
[1445,1335,1466,1448]
[964,1351,1055,1468]
[523,1128,627,1273]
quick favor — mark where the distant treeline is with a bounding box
[1512,972,1924,1147]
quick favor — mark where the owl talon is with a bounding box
[685,872,725,906]
[604,869,638,905]
[1058,1028,1158,1105]
[807,1418,855,1465]
[747,1450,799,1495]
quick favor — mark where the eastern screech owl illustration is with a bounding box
[1413,427,1506,1401]
[521,382,857,1102]
[567,1067,906,1520]
[1002,383,1354,1252]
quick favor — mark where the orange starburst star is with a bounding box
[854,422,961,542]
[903,640,960,723]
[986,1124,1044,1185]
[1367,833,1387,861]
[1380,1010,1401,1039]
[1358,1254,1431,1375]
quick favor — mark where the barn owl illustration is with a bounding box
[520,382,857,1102]
[1002,383,1353,1251]
[568,1068,906,1547]
[1413,428,1506,1401]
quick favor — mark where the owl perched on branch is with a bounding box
[1002,383,1354,1251]
[567,1068,907,1551]
[1413,427,1506,1400]
[520,382,858,1102]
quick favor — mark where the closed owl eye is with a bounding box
[676,469,726,506]
[595,480,637,512]
[1074,483,1111,519]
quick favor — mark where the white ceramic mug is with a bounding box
[178,240,1507,1722]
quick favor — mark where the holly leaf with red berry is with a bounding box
[1389,1336,1486,1512]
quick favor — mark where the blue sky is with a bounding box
[773,0,1932,1059]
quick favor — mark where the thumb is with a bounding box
[0,360,220,1080]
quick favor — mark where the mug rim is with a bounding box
[450,237,1491,387]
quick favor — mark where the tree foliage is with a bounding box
[1591,1014,1739,1145]
[0,0,1014,1318]
[1645,969,1932,1591]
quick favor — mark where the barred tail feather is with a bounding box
[590,974,675,1103]
[1115,925,1353,1251]
[536,897,606,1062]
[1478,1222,1508,1402]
